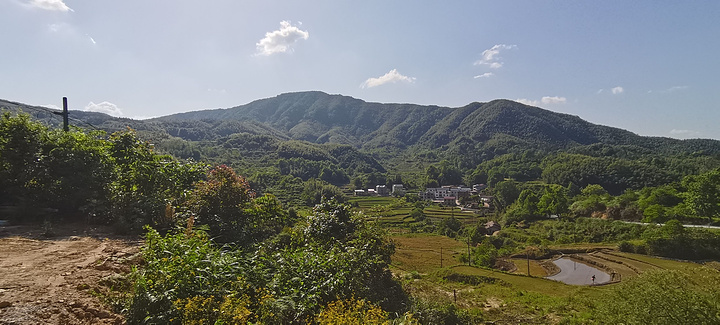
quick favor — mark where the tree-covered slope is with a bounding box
[6,92,720,170]
[153,91,720,157]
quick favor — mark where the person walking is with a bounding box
[591,274,596,284]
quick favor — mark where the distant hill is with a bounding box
[153,91,720,156]
[4,91,720,170]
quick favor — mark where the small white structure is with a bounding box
[392,184,405,196]
[376,185,390,196]
[473,184,487,191]
[354,189,367,196]
[419,186,472,200]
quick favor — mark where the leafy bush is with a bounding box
[184,165,254,243]
[0,113,205,230]
[437,216,462,238]
[262,200,408,320]
[128,227,255,323]
[107,130,206,232]
[128,200,408,324]
[315,298,390,325]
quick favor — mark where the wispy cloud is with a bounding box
[663,85,689,93]
[670,129,700,138]
[541,96,567,104]
[516,96,567,106]
[48,23,67,33]
[360,69,416,89]
[29,0,73,12]
[256,21,309,56]
[474,72,494,79]
[516,98,539,106]
[474,44,516,69]
[611,86,624,94]
[84,101,123,117]
[88,35,96,45]
[648,85,689,94]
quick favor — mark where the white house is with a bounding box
[419,186,472,201]
[375,185,390,196]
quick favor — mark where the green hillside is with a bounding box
[152,92,720,157]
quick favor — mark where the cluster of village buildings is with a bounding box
[354,184,406,197]
[354,184,493,208]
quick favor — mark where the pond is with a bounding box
[546,257,611,285]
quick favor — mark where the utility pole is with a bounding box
[53,97,69,131]
[467,237,471,266]
[527,251,530,276]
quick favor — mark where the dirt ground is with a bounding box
[0,223,141,325]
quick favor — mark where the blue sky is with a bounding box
[2,1,719,139]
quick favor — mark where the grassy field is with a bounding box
[351,195,716,323]
[349,196,486,228]
[388,228,712,323]
[347,196,396,209]
[423,206,482,223]
[390,233,467,273]
[508,258,549,277]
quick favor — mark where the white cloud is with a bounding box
[664,85,689,93]
[255,21,309,56]
[516,96,567,106]
[42,104,61,110]
[473,72,494,79]
[647,86,690,94]
[130,115,158,120]
[670,129,700,138]
[670,129,694,135]
[360,69,416,88]
[88,36,96,45]
[541,96,567,104]
[84,101,123,117]
[29,0,73,12]
[516,98,539,106]
[597,89,604,94]
[474,44,516,69]
[611,86,624,94]
[48,23,64,32]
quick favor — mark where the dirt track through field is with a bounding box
[0,226,140,325]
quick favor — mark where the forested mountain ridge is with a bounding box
[152,91,720,156]
[4,92,720,197]
[4,93,720,157]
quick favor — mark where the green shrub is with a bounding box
[127,227,258,324]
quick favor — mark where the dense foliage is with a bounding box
[0,112,205,231]
[128,200,408,324]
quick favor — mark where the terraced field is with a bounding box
[348,196,484,227]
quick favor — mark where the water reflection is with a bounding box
[546,257,610,285]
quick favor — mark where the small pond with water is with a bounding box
[546,257,610,285]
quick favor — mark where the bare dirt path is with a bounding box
[0,224,141,324]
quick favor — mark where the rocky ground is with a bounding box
[0,223,141,324]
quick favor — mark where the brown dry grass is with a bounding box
[391,233,466,273]
[508,258,549,277]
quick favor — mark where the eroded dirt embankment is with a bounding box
[0,225,140,325]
